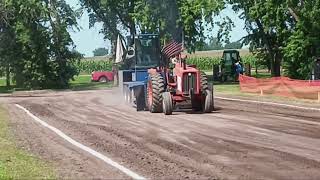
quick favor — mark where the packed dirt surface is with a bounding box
[2,89,320,179]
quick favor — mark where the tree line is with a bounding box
[1,0,320,89]
[80,0,320,79]
[198,38,242,51]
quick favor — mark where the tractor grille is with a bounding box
[183,73,197,94]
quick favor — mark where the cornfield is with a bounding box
[74,60,113,74]
[187,55,258,71]
[187,57,221,70]
[74,55,257,74]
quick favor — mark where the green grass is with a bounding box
[0,75,113,93]
[214,84,241,94]
[69,75,113,91]
[214,83,262,97]
[0,78,15,94]
[0,106,56,179]
[0,78,5,86]
[204,69,272,78]
[251,71,272,79]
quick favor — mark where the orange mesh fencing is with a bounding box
[239,75,320,100]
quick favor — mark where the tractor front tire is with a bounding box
[200,71,214,112]
[203,90,214,113]
[191,72,210,111]
[162,92,173,115]
[147,73,165,113]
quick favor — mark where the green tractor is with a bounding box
[213,50,244,82]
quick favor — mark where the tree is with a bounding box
[45,0,82,88]
[283,0,320,79]
[0,0,81,89]
[93,48,109,56]
[177,0,225,52]
[0,27,15,87]
[197,37,223,51]
[0,1,13,87]
[81,0,226,53]
[224,40,242,49]
[229,0,293,77]
[152,0,227,51]
[134,0,183,43]
[228,0,320,79]
[0,1,9,27]
[197,38,242,51]
[80,0,136,58]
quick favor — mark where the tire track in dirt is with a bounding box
[7,104,128,180]
[5,89,320,179]
[174,113,320,163]
[215,99,320,120]
[51,96,320,163]
[108,106,320,164]
[33,108,217,179]
[18,101,216,179]
[29,101,320,179]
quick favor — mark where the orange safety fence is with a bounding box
[239,75,320,100]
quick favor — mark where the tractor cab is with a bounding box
[125,34,161,69]
[213,50,242,82]
[119,34,162,110]
[223,50,240,67]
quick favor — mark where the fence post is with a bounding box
[318,92,320,103]
[260,88,264,96]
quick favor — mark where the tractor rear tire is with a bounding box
[162,92,173,115]
[200,71,209,90]
[147,73,165,113]
[203,90,214,113]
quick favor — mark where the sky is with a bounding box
[66,0,248,57]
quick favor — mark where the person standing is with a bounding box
[315,58,320,80]
[235,60,243,81]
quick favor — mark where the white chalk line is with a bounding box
[15,104,145,180]
[215,97,320,111]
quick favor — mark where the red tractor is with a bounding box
[119,34,213,115]
[146,41,214,115]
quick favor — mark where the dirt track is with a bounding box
[2,89,320,179]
